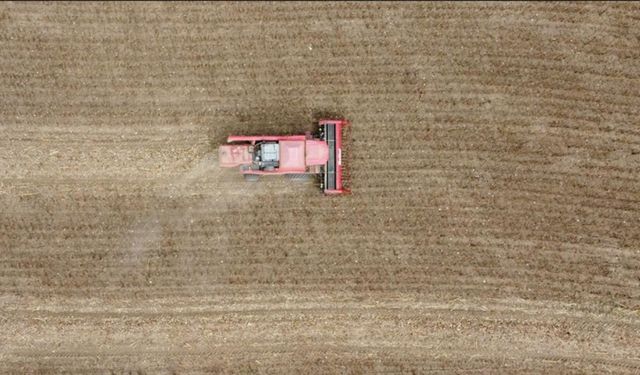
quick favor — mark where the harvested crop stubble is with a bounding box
[1,2,639,373]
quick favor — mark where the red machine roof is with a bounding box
[278,140,306,172]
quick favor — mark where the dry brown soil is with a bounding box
[1,2,640,373]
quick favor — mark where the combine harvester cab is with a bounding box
[218,118,350,195]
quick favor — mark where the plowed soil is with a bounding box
[1,2,640,374]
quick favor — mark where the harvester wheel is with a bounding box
[286,174,311,182]
[244,174,260,182]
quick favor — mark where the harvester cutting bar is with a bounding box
[321,119,349,195]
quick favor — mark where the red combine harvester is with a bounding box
[218,119,349,195]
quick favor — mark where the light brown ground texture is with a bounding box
[1,2,639,374]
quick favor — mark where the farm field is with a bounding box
[1,2,640,373]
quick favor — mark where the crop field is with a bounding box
[1,2,639,373]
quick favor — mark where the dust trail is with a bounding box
[158,152,276,200]
[122,153,224,269]
[120,150,312,276]
[124,219,161,267]
[120,152,258,273]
